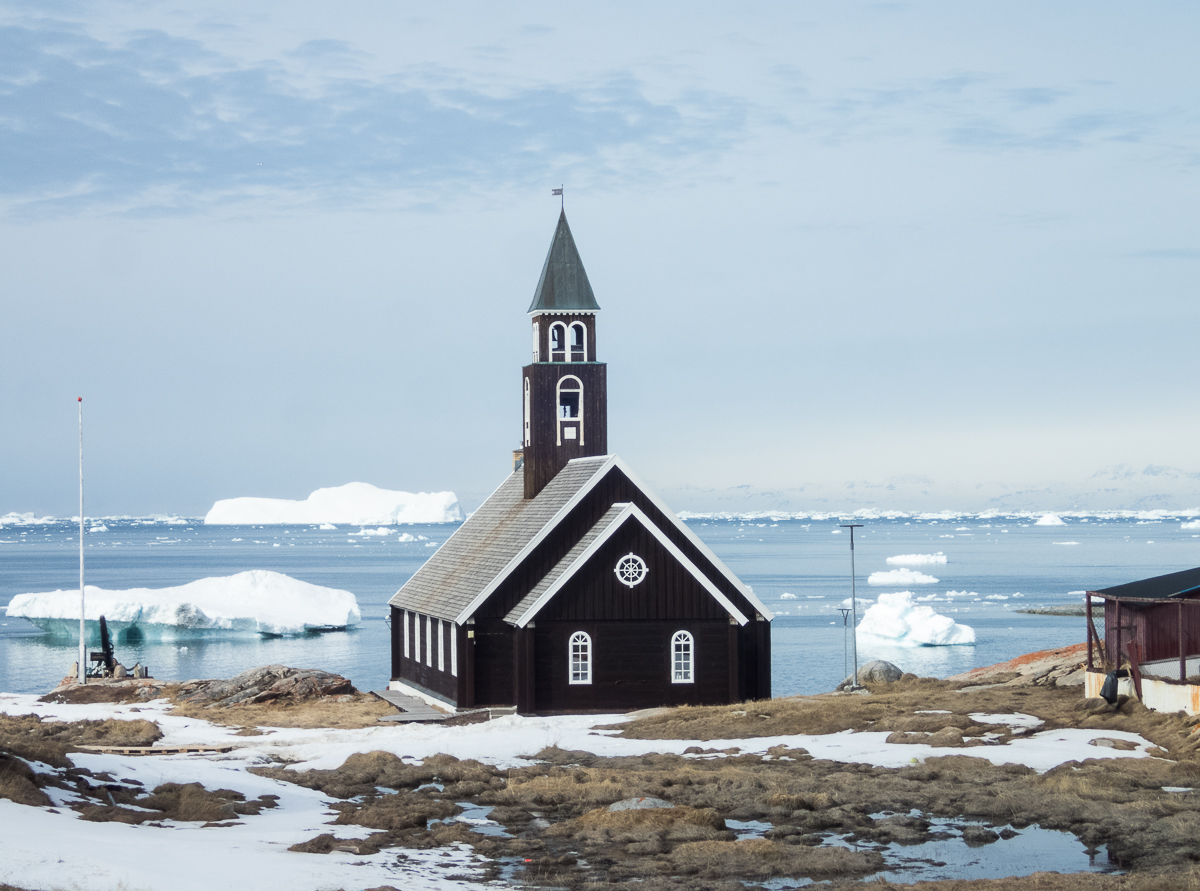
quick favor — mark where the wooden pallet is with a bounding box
[77,744,234,756]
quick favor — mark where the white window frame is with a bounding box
[523,377,531,447]
[450,623,458,677]
[569,631,592,685]
[425,616,433,667]
[672,631,694,684]
[568,321,587,362]
[413,612,420,664]
[556,375,584,446]
[403,610,410,658]
[532,321,540,362]
[549,322,567,362]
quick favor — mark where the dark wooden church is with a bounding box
[388,212,773,715]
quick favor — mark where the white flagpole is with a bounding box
[78,397,85,685]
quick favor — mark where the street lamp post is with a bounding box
[837,607,851,682]
[840,524,863,689]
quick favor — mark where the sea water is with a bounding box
[1,517,1197,696]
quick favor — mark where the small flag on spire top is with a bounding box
[551,188,563,196]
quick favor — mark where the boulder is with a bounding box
[836,660,903,691]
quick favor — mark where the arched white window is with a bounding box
[532,321,540,362]
[569,322,586,362]
[556,375,583,445]
[672,631,694,684]
[569,631,592,684]
[550,322,567,362]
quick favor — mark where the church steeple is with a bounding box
[522,212,608,499]
[528,211,600,314]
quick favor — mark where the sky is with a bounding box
[2,1,1198,516]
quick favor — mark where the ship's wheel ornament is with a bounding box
[615,553,648,588]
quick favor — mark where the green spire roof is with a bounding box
[528,210,600,314]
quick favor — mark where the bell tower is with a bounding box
[522,211,608,499]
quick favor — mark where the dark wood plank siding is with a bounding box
[391,609,458,705]
[472,617,516,706]
[532,620,731,713]
[536,519,728,622]
[522,362,607,499]
[1105,597,1200,667]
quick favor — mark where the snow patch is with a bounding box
[857,591,975,647]
[204,482,461,525]
[869,568,939,586]
[5,570,360,638]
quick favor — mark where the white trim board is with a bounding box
[511,502,750,628]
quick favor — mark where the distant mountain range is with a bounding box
[659,464,1200,515]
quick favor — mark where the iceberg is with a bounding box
[204,482,462,525]
[5,570,360,640]
[868,568,939,586]
[886,553,947,566]
[1035,513,1066,526]
[857,591,975,647]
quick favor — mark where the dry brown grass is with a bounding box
[612,679,1200,764]
[0,755,52,807]
[0,713,161,769]
[75,781,279,825]
[166,689,395,729]
[331,789,459,832]
[669,837,884,879]
[252,751,503,800]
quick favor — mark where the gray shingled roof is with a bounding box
[1093,566,1200,601]
[504,503,630,625]
[388,456,612,622]
[528,210,600,314]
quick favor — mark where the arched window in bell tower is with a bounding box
[569,322,586,362]
[549,322,567,362]
[556,375,583,445]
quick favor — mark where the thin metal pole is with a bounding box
[842,524,863,688]
[838,607,851,681]
[78,397,85,684]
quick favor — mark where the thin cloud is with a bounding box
[0,22,747,217]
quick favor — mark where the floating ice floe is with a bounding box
[886,552,948,566]
[1035,513,1066,526]
[857,591,975,647]
[1183,520,1200,530]
[868,568,939,586]
[780,592,797,600]
[204,482,462,525]
[4,570,360,639]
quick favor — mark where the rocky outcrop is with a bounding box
[174,665,356,708]
[949,642,1088,688]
